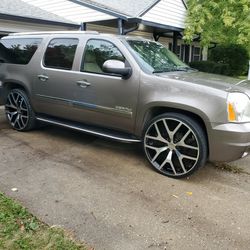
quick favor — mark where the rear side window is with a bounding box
[0,38,42,65]
[44,38,78,70]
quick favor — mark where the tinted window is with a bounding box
[82,39,125,74]
[44,38,78,70]
[0,38,42,64]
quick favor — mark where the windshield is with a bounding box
[126,39,190,73]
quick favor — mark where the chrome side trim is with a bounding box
[36,117,141,143]
[36,94,133,117]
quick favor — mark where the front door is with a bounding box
[70,38,140,133]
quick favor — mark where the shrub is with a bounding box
[209,44,249,76]
[189,61,230,75]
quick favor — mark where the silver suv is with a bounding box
[0,31,250,178]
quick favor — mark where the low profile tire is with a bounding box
[5,89,36,131]
[143,112,208,178]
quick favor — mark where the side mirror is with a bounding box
[102,60,132,79]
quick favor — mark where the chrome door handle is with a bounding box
[38,74,49,82]
[76,80,91,88]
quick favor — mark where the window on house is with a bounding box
[44,38,78,70]
[192,47,201,62]
[167,43,181,59]
[81,39,125,74]
[181,45,185,61]
[0,38,42,64]
[176,45,181,58]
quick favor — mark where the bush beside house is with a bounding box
[190,44,249,77]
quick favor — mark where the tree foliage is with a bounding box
[184,0,250,54]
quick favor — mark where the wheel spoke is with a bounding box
[179,129,191,144]
[162,119,173,141]
[175,150,187,173]
[145,144,168,162]
[20,107,28,112]
[19,116,26,128]
[172,122,182,135]
[145,135,167,143]
[153,123,168,143]
[162,151,177,175]
[11,93,18,106]
[5,104,17,110]
[182,155,198,161]
[176,141,198,150]
[169,162,177,175]
[6,111,17,119]
[160,150,171,167]
[13,115,19,126]
[162,119,182,142]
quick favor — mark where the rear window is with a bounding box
[0,38,42,65]
[43,38,78,70]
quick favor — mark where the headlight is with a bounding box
[227,92,250,123]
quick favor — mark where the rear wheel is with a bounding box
[143,113,208,178]
[5,89,36,131]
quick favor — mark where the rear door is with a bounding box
[33,36,82,120]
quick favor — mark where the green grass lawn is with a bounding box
[0,192,87,250]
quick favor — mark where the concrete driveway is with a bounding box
[0,106,250,250]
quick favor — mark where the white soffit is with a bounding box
[21,0,116,23]
[142,0,186,29]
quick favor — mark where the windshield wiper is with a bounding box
[153,69,173,73]
[175,66,193,71]
[176,66,197,72]
[153,66,193,74]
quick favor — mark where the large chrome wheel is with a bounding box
[144,113,207,178]
[5,89,36,131]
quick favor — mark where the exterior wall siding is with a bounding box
[142,0,186,29]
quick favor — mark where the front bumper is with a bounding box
[208,122,250,162]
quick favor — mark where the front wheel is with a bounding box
[143,113,208,178]
[5,89,36,131]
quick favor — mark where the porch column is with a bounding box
[173,31,178,54]
[117,19,124,35]
[80,22,87,31]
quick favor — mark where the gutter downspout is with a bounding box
[124,24,139,35]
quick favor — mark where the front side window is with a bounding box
[0,38,42,65]
[126,39,190,73]
[82,39,125,74]
[44,38,78,70]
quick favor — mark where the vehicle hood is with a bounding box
[156,71,250,94]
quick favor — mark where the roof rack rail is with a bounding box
[9,31,99,36]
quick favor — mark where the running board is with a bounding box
[36,116,142,143]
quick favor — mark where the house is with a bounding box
[0,0,206,62]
